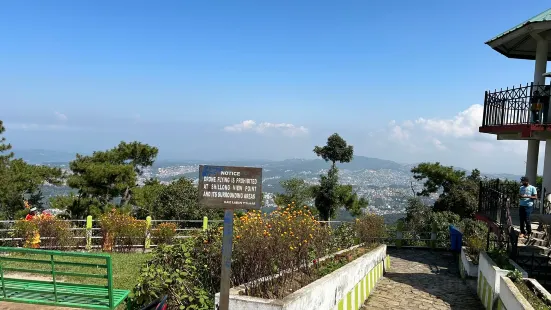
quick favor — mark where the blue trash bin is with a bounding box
[449,225,463,252]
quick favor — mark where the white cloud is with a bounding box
[54,112,68,121]
[381,104,538,174]
[224,120,308,137]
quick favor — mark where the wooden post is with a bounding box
[203,216,208,231]
[85,215,92,251]
[145,216,152,250]
[396,221,404,248]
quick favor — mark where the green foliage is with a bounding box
[130,241,212,310]
[0,122,65,219]
[508,269,524,283]
[67,141,158,208]
[151,178,221,221]
[411,162,465,196]
[331,223,359,250]
[411,162,480,218]
[312,166,340,220]
[354,213,386,245]
[99,209,147,252]
[273,178,314,208]
[313,133,354,168]
[131,178,166,219]
[151,222,178,245]
[312,134,367,220]
[488,248,514,270]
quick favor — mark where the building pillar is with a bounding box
[526,140,540,183]
[527,39,548,186]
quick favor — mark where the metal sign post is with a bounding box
[197,165,262,310]
[219,209,234,310]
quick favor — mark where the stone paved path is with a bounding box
[362,248,484,310]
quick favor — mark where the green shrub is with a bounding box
[331,222,358,251]
[130,241,212,310]
[354,213,385,245]
[151,222,178,245]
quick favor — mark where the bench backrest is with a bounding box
[0,246,115,308]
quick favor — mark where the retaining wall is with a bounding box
[214,244,388,310]
[477,251,528,310]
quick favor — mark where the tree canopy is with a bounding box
[313,133,354,168]
[411,162,480,218]
[0,121,65,219]
[273,178,314,209]
[67,141,158,208]
[312,133,368,220]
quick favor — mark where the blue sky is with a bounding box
[1,1,550,173]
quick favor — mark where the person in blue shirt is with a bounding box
[519,176,538,238]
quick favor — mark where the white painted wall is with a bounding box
[499,276,534,310]
[215,244,387,310]
[460,246,479,278]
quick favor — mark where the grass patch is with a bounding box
[514,280,551,310]
[0,251,152,291]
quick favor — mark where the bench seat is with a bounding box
[0,277,130,309]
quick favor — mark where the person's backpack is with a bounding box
[140,295,168,310]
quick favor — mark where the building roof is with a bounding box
[486,8,551,60]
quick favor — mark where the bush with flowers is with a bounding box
[13,214,76,250]
[99,209,147,252]
[151,222,178,245]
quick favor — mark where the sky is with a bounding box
[1,1,551,174]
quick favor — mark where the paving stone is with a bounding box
[362,248,484,310]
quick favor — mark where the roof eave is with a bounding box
[485,20,551,48]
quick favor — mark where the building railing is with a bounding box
[482,83,551,127]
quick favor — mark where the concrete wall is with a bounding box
[460,246,478,278]
[497,278,551,310]
[477,252,528,310]
[215,244,388,310]
[497,277,533,310]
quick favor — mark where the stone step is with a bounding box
[518,236,549,247]
[517,244,551,256]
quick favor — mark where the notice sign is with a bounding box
[198,165,263,209]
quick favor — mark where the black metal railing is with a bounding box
[482,83,551,127]
[478,179,518,223]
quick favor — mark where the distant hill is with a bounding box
[11,149,77,164]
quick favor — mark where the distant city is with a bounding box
[28,149,522,222]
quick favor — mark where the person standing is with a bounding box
[519,176,537,238]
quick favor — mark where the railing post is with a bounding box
[396,221,404,248]
[145,216,152,250]
[430,222,437,250]
[483,91,488,126]
[85,215,92,251]
[203,216,208,231]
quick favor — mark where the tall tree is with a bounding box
[313,133,354,169]
[411,162,480,218]
[0,121,64,219]
[67,141,158,211]
[312,134,367,220]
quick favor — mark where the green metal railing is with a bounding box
[0,247,129,309]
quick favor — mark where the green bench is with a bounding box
[0,246,130,309]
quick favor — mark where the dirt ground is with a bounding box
[0,302,79,310]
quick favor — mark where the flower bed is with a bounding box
[460,246,478,278]
[477,251,528,310]
[214,244,388,310]
[497,276,551,310]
